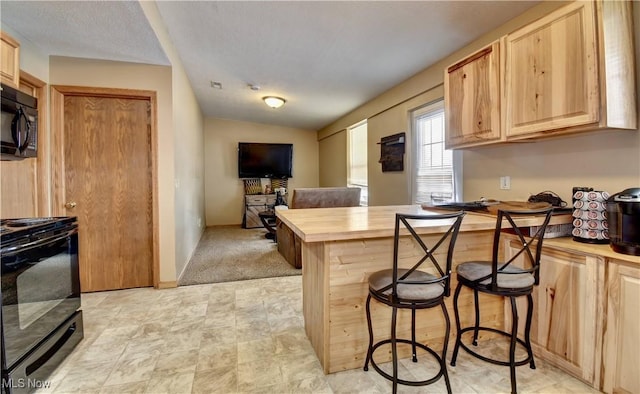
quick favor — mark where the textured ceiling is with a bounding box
[1,1,538,131]
[0,1,169,66]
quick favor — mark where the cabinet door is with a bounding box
[245,195,264,229]
[444,41,501,149]
[602,260,640,394]
[0,31,20,88]
[505,244,603,387]
[504,1,599,138]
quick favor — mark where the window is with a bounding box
[347,120,368,206]
[411,101,462,204]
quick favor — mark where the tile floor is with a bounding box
[37,276,599,393]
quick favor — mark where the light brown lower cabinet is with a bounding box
[505,244,605,388]
[602,260,640,394]
[506,241,640,393]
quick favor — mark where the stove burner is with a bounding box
[3,218,56,227]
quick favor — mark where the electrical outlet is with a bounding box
[500,176,511,190]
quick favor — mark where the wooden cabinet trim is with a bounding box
[447,46,493,73]
[595,0,637,130]
[19,71,49,217]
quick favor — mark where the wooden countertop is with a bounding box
[276,204,640,265]
[276,205,571,243]
[543,237,640,265]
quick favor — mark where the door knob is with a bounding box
[65,202,77,209]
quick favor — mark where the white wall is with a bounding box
[140,1,205,284]
[319,130,347,187]
[204,117,318,226]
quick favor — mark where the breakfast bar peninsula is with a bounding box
[276,204,571,374]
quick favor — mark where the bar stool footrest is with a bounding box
[457,326,533,367]
[369,338,446,387]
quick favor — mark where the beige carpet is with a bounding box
[178,225,300,286]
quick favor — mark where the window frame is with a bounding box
[410,100,463,204]
[347,120,368,206]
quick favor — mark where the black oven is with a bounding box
[0,83,38,160]
[1,217,83,393]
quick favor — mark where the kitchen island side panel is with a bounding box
[302,241,330,373]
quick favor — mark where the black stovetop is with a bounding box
[0,217,77,245]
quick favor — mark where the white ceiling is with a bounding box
[1,1,538,131]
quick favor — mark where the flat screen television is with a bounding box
[238,142,293,178]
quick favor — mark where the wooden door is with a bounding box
[444,41,501,149]
[63,95,153,292]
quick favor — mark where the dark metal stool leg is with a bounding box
[411,306,418,362]
[364,294,373,371]
[450,282,463,366]
[525,293,536,370]
[391,306,398,394]
[440,302,452,394]
[509,296,519,394]
[472,289,480,346]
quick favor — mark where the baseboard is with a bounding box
[157,281,177,289]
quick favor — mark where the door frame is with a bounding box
[50,85,160,289]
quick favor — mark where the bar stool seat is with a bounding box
[363,211,465,394]
[369,269,445,300]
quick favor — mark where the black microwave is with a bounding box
[0,83,38,160]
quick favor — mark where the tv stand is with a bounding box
[243,194,276,228]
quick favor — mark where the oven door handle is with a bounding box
[0,228,77,256]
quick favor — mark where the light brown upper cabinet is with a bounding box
[0,31,20,88]
[444,42,501,149]
[444,1,637,149]
[505,1,636,139]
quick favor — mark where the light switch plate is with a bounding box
[500,176,511,190]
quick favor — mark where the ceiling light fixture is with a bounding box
[263,96,286,109]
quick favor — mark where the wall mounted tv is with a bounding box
[238,142,293,179]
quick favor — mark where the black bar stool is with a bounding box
[363,211,465,394]
[450,207,553,394]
